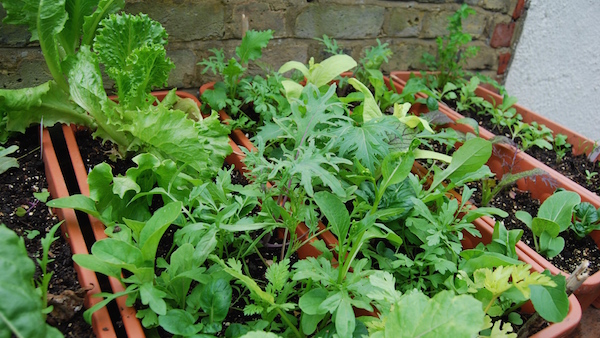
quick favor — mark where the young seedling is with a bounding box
[516,190,581,258]
[585,169,598,185]
[553,133,572,163]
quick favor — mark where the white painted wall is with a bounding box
[505,0,600,141]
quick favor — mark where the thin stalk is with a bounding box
[276,307,304,338]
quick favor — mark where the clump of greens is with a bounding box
[421,4,479,90]
[516,190,581,258]
[199,29,275,129]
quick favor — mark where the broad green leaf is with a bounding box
[0,225,61,338]
[61,0,97,53]
[236,29,273,64]
[158,309,203,336]
[72,254,123,279]
[281,79,304,100]
[531,218,560,238]
[383,290,484,338]
[140,283,167,316]
[539,232,565,258]
[537,191,580,232]
[139,202,182,262]
[91,238,144,267]
[278,61,309,78]
[429,138,492,191]
[311,55,357,88]
[530,272,569,323]
[459,251,522,274]
[298,288,328,315]
[515,210,532,228]
[314,191,350,240]
[335,296,355,338]
[38,0,70,90]
[348,77,381,122]
[47,194,101,219]
[380,152,415,191]
[198,278,232,322]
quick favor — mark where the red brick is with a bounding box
[512,0,526,20]
[497,52,511,74]
[490,22,516,48]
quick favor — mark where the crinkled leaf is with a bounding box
[383,290,484,338]
[94,12,168,70]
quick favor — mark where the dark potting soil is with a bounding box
[467,181,600,276]
[0,127,94,337]
[447,100,600,196]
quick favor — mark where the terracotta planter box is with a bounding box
[200,79,581,336]
[390,71,600,310]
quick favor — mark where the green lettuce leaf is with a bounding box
[377,290,484,338]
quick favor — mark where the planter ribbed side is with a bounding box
[391,71,600,310]
[43,126,119,337]
[200,80,582,336]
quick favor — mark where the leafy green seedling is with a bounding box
[516,191,581,258]
[585,169,598,185]
[421,4,480,90]
[553,133,572,163]
[570,202,600,239]
[199,29,274,117]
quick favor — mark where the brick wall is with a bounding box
[0,0,528,91]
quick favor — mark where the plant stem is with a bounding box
[275,307,304,338]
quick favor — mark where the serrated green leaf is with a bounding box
[236,29,273,64]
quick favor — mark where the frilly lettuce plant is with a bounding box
[0,3,231,177]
